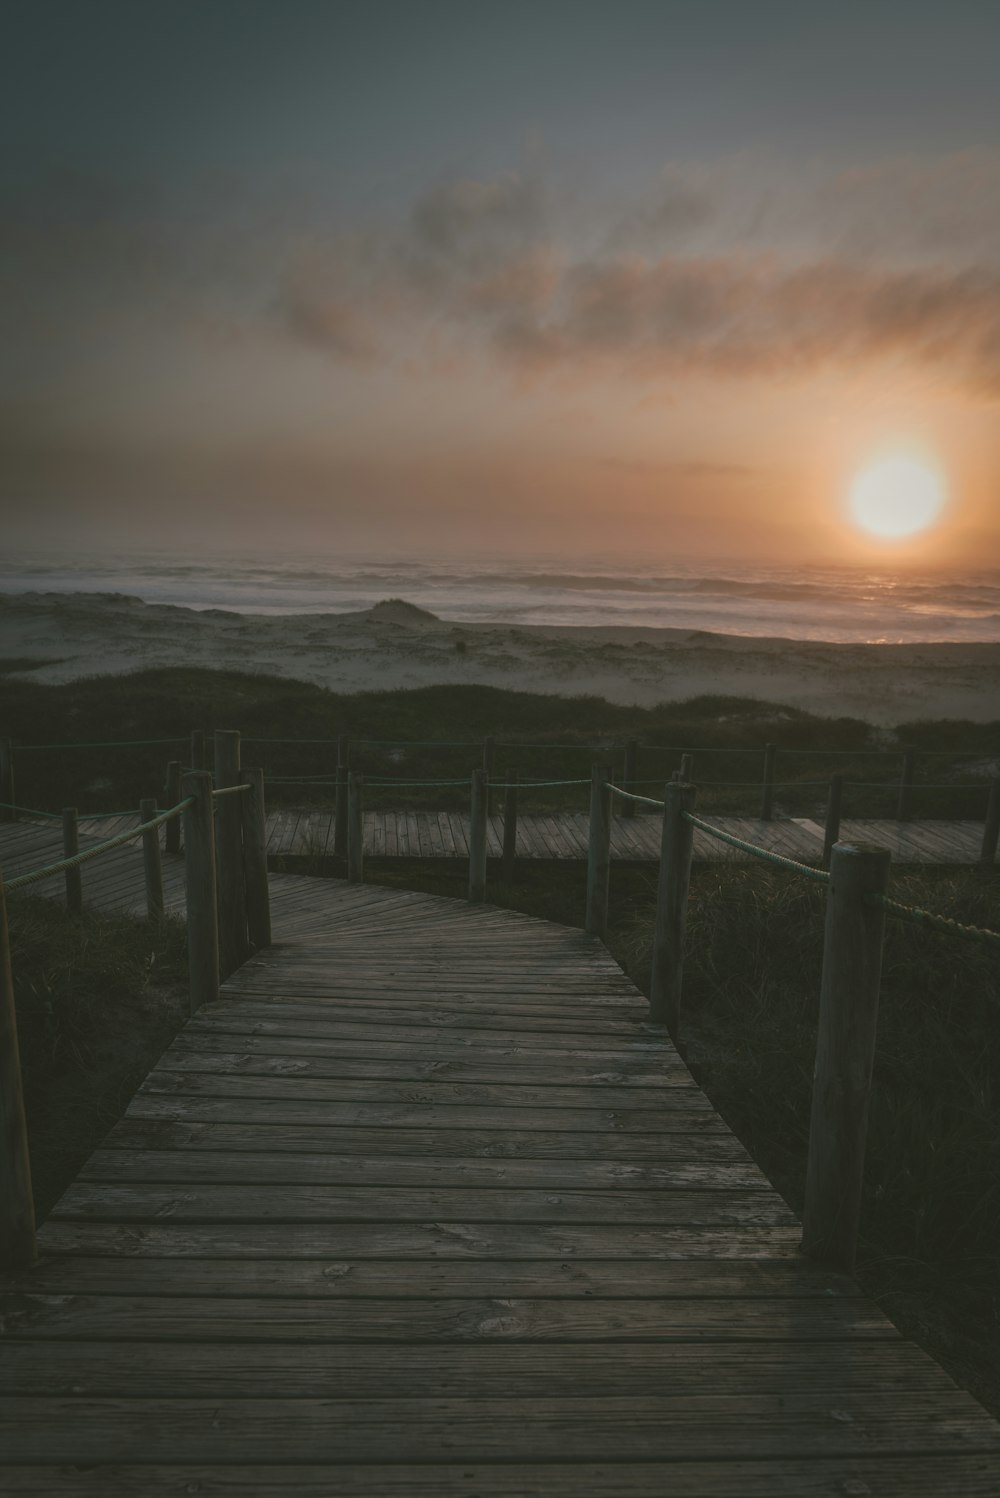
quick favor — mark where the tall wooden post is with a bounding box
[502,770,519,884]
[164,761,182,855]
[483,735,496,816]
[679,752,694,781]
[622,740,638,819]
[181,771,219,1012]
[62,807,82,915]
[649,782,697,1038]
[190,729,206,772]
[333,736,350,859]
[760,743,777,821]
[0,739,14,823]
[469,768,488,903]
[140,797,164,924]
[802,842,890,1272]
[585,762,612,938]
[0,872,36,1267]
[897,749,915,822]
[240,768,271,950]
[348,771,365,883]
[822,773,843,870]
[214,729,248,978]
[980,778,1000,874]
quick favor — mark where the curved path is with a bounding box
[1,872,999,1492]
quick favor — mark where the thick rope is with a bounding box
[20,737,187,750]
[870,895,1000,948]
[608,785,668,811]
[4,798,194,892]
[211,783,251,798]
[683,810,831,884]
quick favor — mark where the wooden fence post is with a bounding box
[0,871,36,1267]
[469,767,488,903]
[483,735,496,816]
[897,749,915,822]
[822,773,843,870]
[502,770,519,884]
[240,768,271,950]
[680,752,694,782]
[348,771,364,883]
[62,807,82,915]
[649,782,697,1038]
[214,729,248,978]
[980,778,1000,875]
[190,729,205,772]
[585,762,612,938]
[622,740,638,819]
[140,797,164,924]
[164,761,182,855]
[802,841,891,1272]
[0,739,14,823]
[760,743,777,821]
[181,771,219,1012]
[333,736,350,859]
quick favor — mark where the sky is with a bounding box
[2,0,1000,566]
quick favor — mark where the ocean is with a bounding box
[2,551,999,645]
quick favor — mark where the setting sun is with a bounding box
[848,452,948,540]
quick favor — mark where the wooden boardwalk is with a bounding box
[2,868,1000,1491]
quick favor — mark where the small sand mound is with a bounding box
[367,598,442,626]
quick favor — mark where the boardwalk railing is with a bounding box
[0,731,272,1270]
[600,772,1000,1275]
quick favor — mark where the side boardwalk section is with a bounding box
[1,876,999,1494]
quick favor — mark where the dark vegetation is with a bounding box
[3,666,998,822]
[3,669,998,1410]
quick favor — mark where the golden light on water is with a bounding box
[848,451,947,540]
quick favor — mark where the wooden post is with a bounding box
[802,842,891,1272]
[469,767,488,903]
[348,771,364,883]
[214,729,248,978]
[897,749,915,822]
[333,736,350,859]
[585,762,612,938]
[679,752,694,781]
[483,735,496,816]
[822,773,843,871]
[760,742,777,821]
[62,807,82,915]
[0,739,14,823]
[190,729,206,772]
[502,770,519,884]
[980,778,1000,874]
[240,768,271,950]
[622,739,638,819]
[181,771,219,1012]
[0,871,36,1268]
[140,797,164,924]
[649,782,697,1038]
[164,761,182,855]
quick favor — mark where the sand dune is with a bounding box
[2,590,998,725]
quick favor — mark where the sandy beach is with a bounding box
[2,590,999,726]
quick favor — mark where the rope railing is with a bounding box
[4,798,195,892]
[211,783,252,798]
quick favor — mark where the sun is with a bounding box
[847,451,947,540]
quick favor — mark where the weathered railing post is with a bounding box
[190,729,206,772]
[164,761,182,855]
[0,870,36,1267]
[181,771,219,1012]
[240,768,271,950]
[585,762,612,938]
[62,806,82,915]
[469,767,488,903]
[348,771,365,883]
[502,770,519,884]
[980,778,1000,876]
[896,748,915,822]
[483,735,496,816]
[802,841,891,1272]
[214,729,248,978]
[671,754,694,784]
[649,782,697,1038]
[333,736,350,859]
[139,797,164,924]
[0,739,14,823]
[822,773,843,870]
[760,743,777,821]
[622,739,638,819]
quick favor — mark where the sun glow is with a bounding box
[848,451,947,540]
